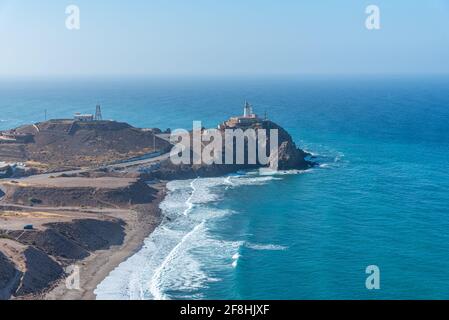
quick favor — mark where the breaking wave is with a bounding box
[95,172,285,300]
[93,137,347,300]
[244,243,288,251]
[95,160,331,300]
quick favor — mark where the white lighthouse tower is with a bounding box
[218,101,262,129]
[243,101,253,117]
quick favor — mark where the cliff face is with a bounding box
[271,140,310,170]
[148,120,314,180]
[261,120,312,170]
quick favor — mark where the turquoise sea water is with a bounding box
[1,76,449,299]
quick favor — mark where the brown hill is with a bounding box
[0,177,158,208]
[0,120,171,171]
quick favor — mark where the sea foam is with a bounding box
[95,172,291,300]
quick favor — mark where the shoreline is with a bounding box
[1,115,313,300]
[43,183,167,300]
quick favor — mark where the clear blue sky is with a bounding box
[0,0,448,76]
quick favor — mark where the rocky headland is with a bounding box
[0,110,314,300]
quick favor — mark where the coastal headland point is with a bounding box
[0,103,314,300]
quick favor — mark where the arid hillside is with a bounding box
[0,175,165,300]
[0,177,157,208]
[0,120,171,171]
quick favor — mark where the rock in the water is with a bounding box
[262,121,312,170]
[270,140,311,170]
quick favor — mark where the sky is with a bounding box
[0,0,449,76]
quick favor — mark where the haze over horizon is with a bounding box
[1,0,449,77]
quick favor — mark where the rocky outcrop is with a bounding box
[270,140,311,170]
[261,120,312,170]
[147,120,314,180]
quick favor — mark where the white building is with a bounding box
[74,113,94,122]
[218,101,262,129]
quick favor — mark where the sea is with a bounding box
[1,75,449,299]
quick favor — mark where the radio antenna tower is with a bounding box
[95,105,103,121]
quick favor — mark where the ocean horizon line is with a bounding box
[1,72,449,81]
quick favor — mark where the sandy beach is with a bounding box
[43,184,166,300]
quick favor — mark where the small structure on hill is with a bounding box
[74,113,94,122]
[95,105,103,121]
[74,105,103,122]
[218,101,264,129]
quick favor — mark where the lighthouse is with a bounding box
[243,101,253,117]
[218,101,262,130]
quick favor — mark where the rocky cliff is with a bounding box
[147,120,314,180]
[262,120,312,170]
